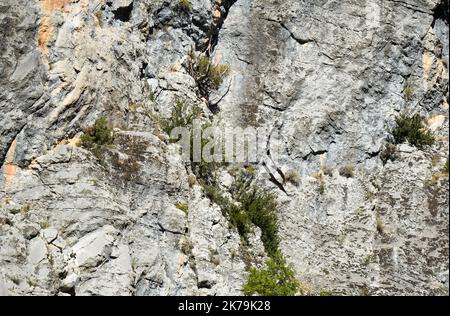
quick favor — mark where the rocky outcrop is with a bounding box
[0,0,448,296]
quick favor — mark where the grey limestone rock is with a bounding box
[0,0,448,296]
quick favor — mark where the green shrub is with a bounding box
[160,100,223,183]
[227,204,252,240]
[187,51,230,97]
[161,99,202,136]
[176,203,189,215]
[191,122,225,184]
[178,0,192,11]
[403,85,414,101]
[243,253,300,296]
[319,182,325,195]
[444,157,449,174]
[391,114,434,149]
[209,63,230,89]
[149,90,156,102]
[80,117,114,152]
[203,174,279,257]
[238,187,279,257]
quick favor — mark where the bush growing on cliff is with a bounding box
[80,117,113,150]
[178,0,192,11]
[243,253,300,296]
[235,184,279,257]
[187,50,230,97]
[202,173,280,257]
[160,100,222,183]
[391,114,434,149]
[403,85,414,101]
[160,99,202,136]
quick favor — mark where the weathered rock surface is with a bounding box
[0,0,448,296]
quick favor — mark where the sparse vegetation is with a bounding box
[362,254,377,266]
[403,85,414,101]
[160,100,223,184]
[110,135,147,182]
[376,217,384,235]
[80,117,114,157]
[203,173,279,257]
[380,143,398,165]
[160,99,202,136]
[149,90,156,102]
[391,114,434,149]
[427,173,442,186]
[313,172,326,195]
[339,165,355,178]
[284,169,300,186]
[319,182,325,194]
[160,99,225,184]
[95,11,104,28]
[365,190,375,202]
[243,252,301,296]
[188,175,197,187]
[176,203,189,215]
[40,220,50,229]
[236,185,279,257]
[322,165,333,177]
[228,173,280,256]
[180,238,194,258]
[9,204,31,215]
[178,0,192,11]
[186,50,230,98]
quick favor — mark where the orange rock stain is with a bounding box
[3,139,17,185]
[38,0,72,58]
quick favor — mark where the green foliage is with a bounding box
[444,157,449,174]
[187,51,230,97]
[149,90,155,102]
[161,99,202,136]
[391,114,434,149]
[190,122,225,184]
[80,117,114,156]
[318,182,325,195]
[243,253,300,296]
[178,0,192,11]
[209,63,230,89]
[205,173,280,257]
[176,203,189,215]
[160,99,222,185]
[403,85,414,101]
[234,184,279,257]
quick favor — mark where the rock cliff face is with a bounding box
[0,0,448,296]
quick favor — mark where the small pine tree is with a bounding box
[243,253,300,296]
[391,114,434,149]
